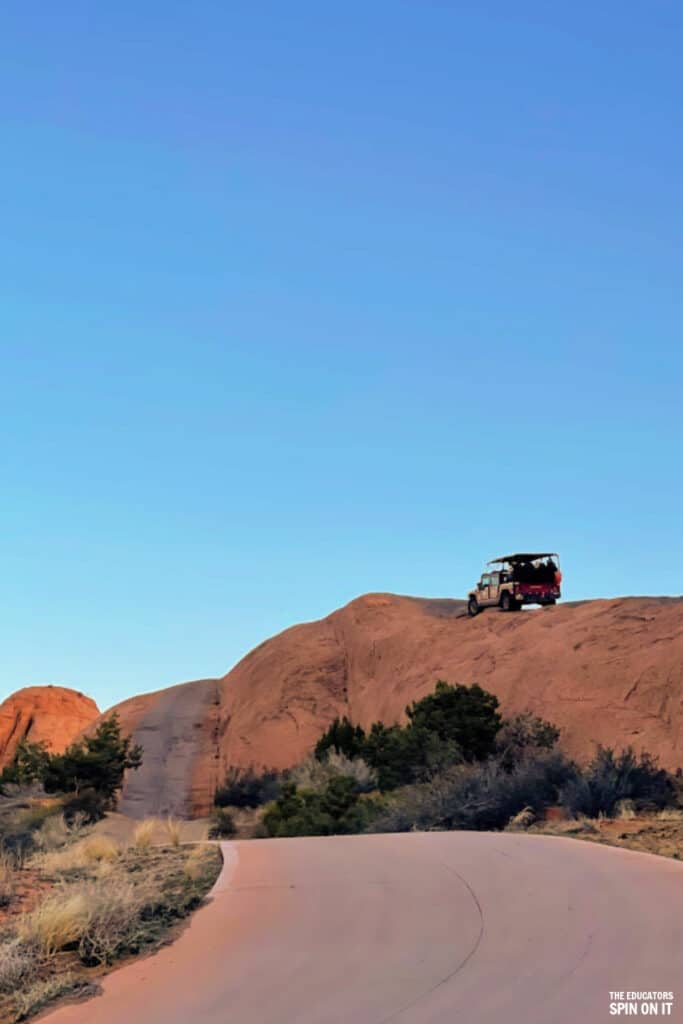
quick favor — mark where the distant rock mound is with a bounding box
[0,685,100,769]
[103,594,683,818]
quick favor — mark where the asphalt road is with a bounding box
[45,832,683,1024]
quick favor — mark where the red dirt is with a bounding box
[0,686,100,770]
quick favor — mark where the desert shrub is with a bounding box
[19,889,90,956]
[263,777,378,837]
[0,803,64,868]
[290,753,377,794]
[561,747,674,818]
[184,845,215,881]
[312,682,502,793]
[495,712,560,770]
[0,827,35,869]
[214,766,282,809]
[370,749,577,833]
[33,814,71,851]
[505,806,536,831]
[208,808,237,838]
[0,939,36,995]
[77,878,143,965]
[362,721,463,791]
[61,787,109,824]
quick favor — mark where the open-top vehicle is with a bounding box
[467,553,562,616]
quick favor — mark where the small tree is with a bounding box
[44,713,142,809]
[406,682,502,761]
[0,740,51,787]
[314,717,366,761]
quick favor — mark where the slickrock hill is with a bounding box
[0,685,100,769]
[104,594,683,818]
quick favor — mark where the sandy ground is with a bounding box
[42,831,683,1024]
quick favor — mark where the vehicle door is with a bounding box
[479,573,492,605]
[488,572,500,605]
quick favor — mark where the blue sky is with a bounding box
[2,2,681,710]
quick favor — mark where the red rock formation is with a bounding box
[103,594,683,818]
[0,685,100,769]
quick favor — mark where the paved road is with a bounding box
[45,833,683,1024]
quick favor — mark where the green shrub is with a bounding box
[208,808,237,839]
[262,777,379,838]
[214,766,281,809]
[0,741,51,789]
[315,717,367,761]
[405,682,502,761]
[313,682,502,793]
[561,747,674,818]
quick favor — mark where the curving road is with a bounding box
[45,833,683,1023]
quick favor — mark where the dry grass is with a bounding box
[82,835,119,863]
[165,817,183,848]
[33,815,71,852]
[0,854,15,908]
[0,790,222,1021]
[505,806,536,831]
[0,940,35,995]
[18,889,90,957]
[32,834,119,876]
[132,818,157,852]
[657,808,683,821]
[615,799,637,820]
[184,844,214,881]
[13,972,90,1022]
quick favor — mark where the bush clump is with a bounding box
[560,746,674,818]
[263,777,378,838]
[214,766,282,809]
[208,808,237,839]
[315,682,502,791]
[369,748,578,833]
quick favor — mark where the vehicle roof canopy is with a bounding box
[488,552,559,564]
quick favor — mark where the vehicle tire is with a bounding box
[468,596,479,617]
[500,591,513,612]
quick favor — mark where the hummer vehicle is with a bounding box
[467,553,562,616]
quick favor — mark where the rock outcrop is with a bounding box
[103,594,683,817]
[0,685,100,769]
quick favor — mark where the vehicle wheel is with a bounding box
[500,591,513,612]
[468,596,479,617]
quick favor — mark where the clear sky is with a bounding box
[2,2,681,710]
